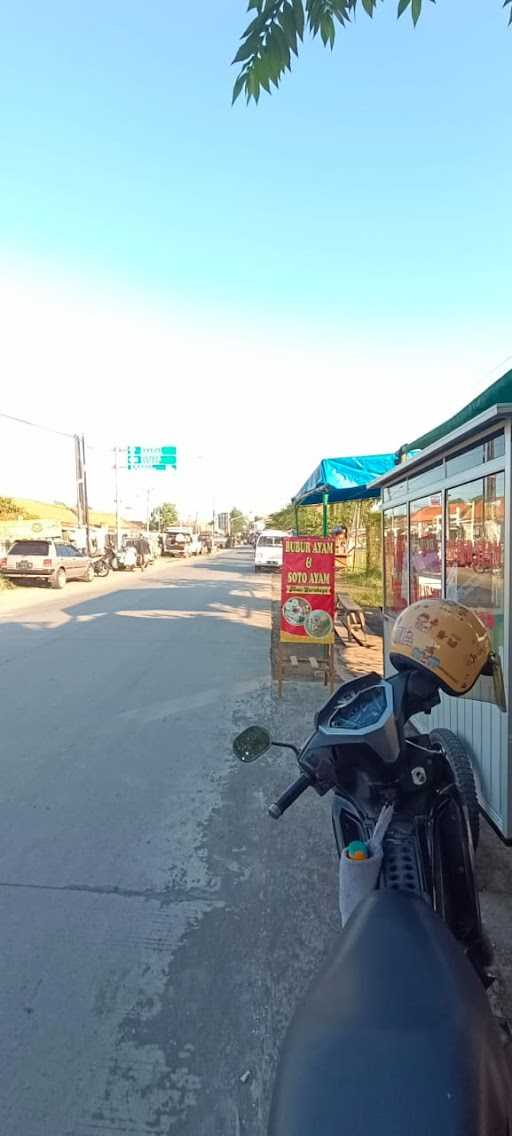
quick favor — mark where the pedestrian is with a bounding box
[136,535,150,571]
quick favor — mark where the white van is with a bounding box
[254,529,289,572]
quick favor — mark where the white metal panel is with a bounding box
[383,615,510,837]
[414,694,508,835]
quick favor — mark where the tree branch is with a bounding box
[232,0,506,104]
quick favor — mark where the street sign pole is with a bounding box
[114,447,121,550]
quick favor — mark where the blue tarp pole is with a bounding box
[322,492,329,537]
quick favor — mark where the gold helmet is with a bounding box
[390,599,492,696]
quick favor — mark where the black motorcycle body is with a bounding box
[297,669,490,976]
[235,668,512,1135]
[269,890,512,1136]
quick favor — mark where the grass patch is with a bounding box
[339,568,382,610]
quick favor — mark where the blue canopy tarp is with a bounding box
[294,454,397,506]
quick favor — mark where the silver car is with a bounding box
[0,539,95,589]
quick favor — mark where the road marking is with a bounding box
[76,612,108,622]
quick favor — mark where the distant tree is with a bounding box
[230,506,248,535]
[0,496,18,519]
[150,501,178,530]
[267,500,322,533]
[232,1,510,104]
[267,498,359,534]
[267,501,295,530]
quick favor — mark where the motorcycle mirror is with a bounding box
[233,726,271,763]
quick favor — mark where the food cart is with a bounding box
[376,370,512,838]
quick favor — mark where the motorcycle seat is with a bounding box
[269,891,511,1136]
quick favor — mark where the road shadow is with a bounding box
[187,551,258,575]
[0,556,272,641]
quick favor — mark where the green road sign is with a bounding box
[127,446,177,471]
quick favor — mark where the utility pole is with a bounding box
[74,435,84,525]
[74,434,91,554]
[146,487,151,536]
[80,435,91,555]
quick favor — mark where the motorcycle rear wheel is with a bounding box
[430,728,479,851]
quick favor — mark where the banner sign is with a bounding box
[127,446,177,471]
[280,536,335,644]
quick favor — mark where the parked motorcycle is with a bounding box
[92,552,111,577]
[233,599,512,1135]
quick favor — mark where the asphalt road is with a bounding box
[0,550,338,1136]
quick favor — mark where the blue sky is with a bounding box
[0,2,511,514]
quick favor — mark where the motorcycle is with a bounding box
[233,666,512,1135]
[91,552,111,577]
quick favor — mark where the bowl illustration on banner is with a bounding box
[282,597,311,626]
[304,610,333,638]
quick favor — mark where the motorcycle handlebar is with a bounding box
[268,772,314,819]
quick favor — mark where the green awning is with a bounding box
[398,367,512,457]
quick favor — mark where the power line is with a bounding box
[0,409,114,455]
[0,409,75,440]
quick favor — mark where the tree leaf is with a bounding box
[411,0,421,23]
[397,0,411,15]
[266,36,286,81]
[244,13,266,36]
[362,0,375,15]
[279,0,299,54]
[272,22,292,67]
[333,2,352,29]
[292,0,305,38]
[232,32,261,64]
[320,12,334,45]
[259,39,277,84]
[306,0,320,32]
[255,59,272,92]
[247,69,261,102]
[232,72,247,104]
